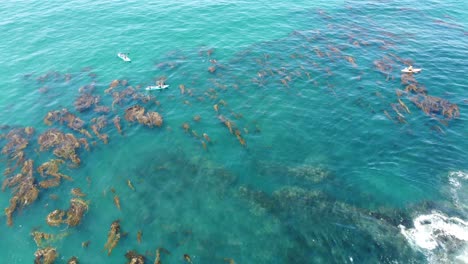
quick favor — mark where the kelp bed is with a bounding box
[1,4,465,264]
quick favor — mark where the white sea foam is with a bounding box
[400,171,468,263]
[399,212,468,263]
[449,171,468,212]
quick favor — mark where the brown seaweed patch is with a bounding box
[146,111,163,127]
[94,105,110,114]
[37,159,72,189]
[44,108,85,133]
[137,230,142,244]
[46,210,66,226]
[410,94,460,120]
[113,195,121,210]
[224,258,236,264]
[1,128,31,168]
[208,66,216,73]
[46,198,88,227]
[74,94,100,112]
[110,86,136,109]
[125,250,145,264]
[125,105,145,123]
[344,55,357,67]
[67,256,79,264]
[38,129,83,164]
[4,159,39,226]
[154,247,171,264]
[113,115,123,135]
[127,179,135,191]
[66,198,89,226]
[34,247,57,264]
[25,126,35,136]
[104,79,120,94]
[125,105,163,128]
[71,187,86,197]
[91,116,109,144]
[31,230,68,247]
[104,220,121,256]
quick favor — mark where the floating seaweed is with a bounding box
[37,159,73,189]
[127,179,135,191]
[125,105,145,122]
[183,254,193,264]
[113,195,121,210]
[31,230,68,247]
[94,105,110,114]
[390,72,460,126]
[401,73,418,85]
[343,55,357,67]
[182,123,190,133]
[104,80,120,94]
[1,127,32,170]
[67,256,79,264]
[38,129,83,164]
[137,230,142,244]
[25,126,35,136]
[154,248,170,264]
[38,179,61,189]
[43,109,87,134]
[32,231,53,247]
[71,187,86,197]
[410,94,460,120]
[66,198,89,226]
[201,141,207,150]
[46,198,88,227]
[4,159,39,226]
[81,241,90,248]
[46,210,66,226]
[146,111,163,127]
[91,116,109,144]
[34,247,57,264]
[398,98,411,114]
[124,105,164,128]
[113,115,123,135]
[132,93,154,105]
[179,84,186,95]
[373,58,393,77]
[111,86,137,109]
[74,93,100,112]
[208,66,216,73]
[104,220,121,256]
[125,250,145,264]
[154,249,161,264]
[78,82,96,94]
[202,133,211,143]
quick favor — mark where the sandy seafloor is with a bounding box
[0,0,467,263]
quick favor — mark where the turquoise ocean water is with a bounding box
[0,0,467,263]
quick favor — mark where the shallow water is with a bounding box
[0,0,467,263]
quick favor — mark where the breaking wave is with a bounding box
[399,171,468,263]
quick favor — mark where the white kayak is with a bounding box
[401,67,422,73]
[117,53,131,62]
[145,85,169,91]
